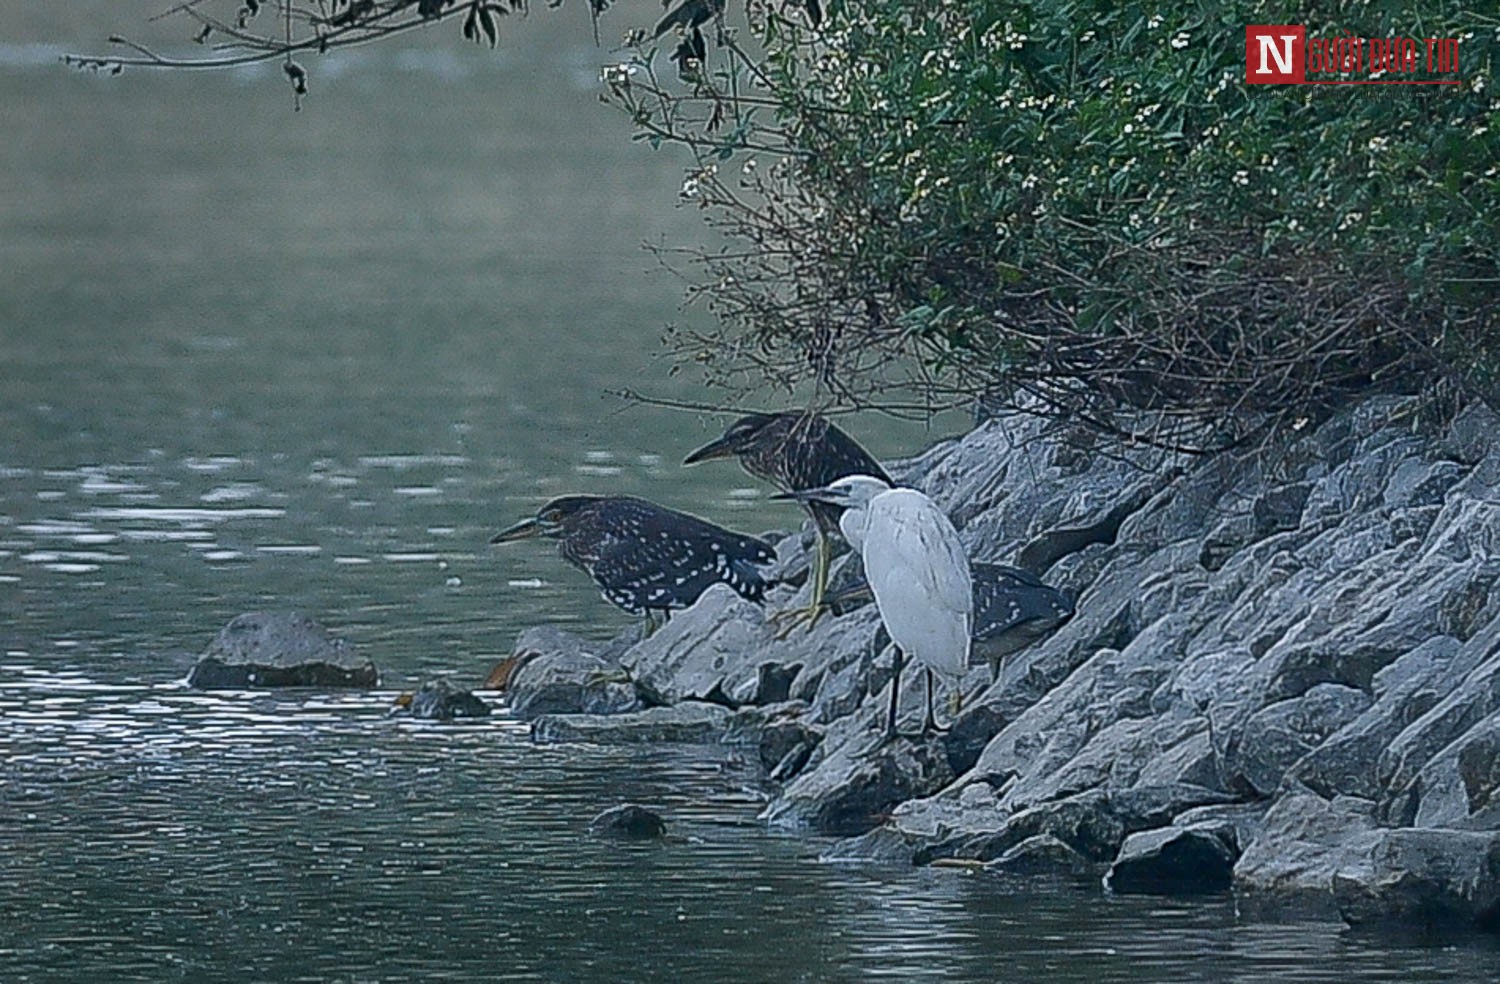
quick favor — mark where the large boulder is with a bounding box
[1332,828,1500,931]
[187,612,377,689]
[1106,821,1238,895]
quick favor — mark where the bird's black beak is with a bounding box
[683,434,737,465]
[771,485,843,505]
[490,517,542,544]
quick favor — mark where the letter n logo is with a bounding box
[1245,25,1305,84]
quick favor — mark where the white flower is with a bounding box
[1473,75,1487,94]
[600,63,636,86]
[1232,170,1249,186]
[1367,136,1390,153]
[1080,30,1096,43]
[1147,15,1163,29]
[1170,32,1190,49]
[1123,123,1134,134]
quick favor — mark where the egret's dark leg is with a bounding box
[886,646,905,739]
[921,668,955,736]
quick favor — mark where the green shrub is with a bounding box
[613,0,1499,440]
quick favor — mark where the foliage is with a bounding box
[607,0,1500,442]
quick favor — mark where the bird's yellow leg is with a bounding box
[770,533,831,638]
[642,609,663,639]
[947,688,965,718]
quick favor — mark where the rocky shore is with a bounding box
[493,395,1500,933]
[186,394,1500,933]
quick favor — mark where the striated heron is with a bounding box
[491,495,776,628]
[779,475,971,739]
[826,561,1075,686]
[684,411,890,629]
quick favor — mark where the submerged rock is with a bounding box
[589,804,668,840]
[987,834,1096,878]
[187,612,377,689]
[400,678,491,721]
[530,702,733,744]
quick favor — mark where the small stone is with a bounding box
[589,804,667,840]
[403,678,490,721]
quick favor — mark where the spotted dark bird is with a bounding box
[684,412,890,627]
[490,495,776,624]
[968,564,1075,682]
[826,562,1075,684]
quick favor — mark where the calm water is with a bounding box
[2,7,1499,981]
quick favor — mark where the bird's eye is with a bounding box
[543,509,562,523]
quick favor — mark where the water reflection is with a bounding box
[5,675,1500,981]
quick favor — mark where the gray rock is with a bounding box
[1384,458,1466,510]
[588,804,667,840]
[187,612,377,689]
[1233,792,1378,921]
[931,789,1132,866]
[1332,827,1500,931]
[530,702,733,745]
[985,834,1096,877]
[1379,618,1500,825]
[1292,636,1462,799]
[1401,709,1500,830]
[756,713,822,775]
[1106,823,1237,895]
[1173,801,1270,856]
[762,731,955,836]
[505,626,639,720]
[819,825,928,865]
[623,585,776,706]
[1224,684,1372,796]
[403,678,490,721]
[1442,402,1500,466]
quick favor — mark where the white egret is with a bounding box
[779,475,973,738]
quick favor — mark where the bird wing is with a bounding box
[861,491,972,681]
[867,490,973,619]
[588,499,773,609]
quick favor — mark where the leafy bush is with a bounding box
[609,0,1499,442]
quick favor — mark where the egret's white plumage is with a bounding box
[800,474,972,735]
